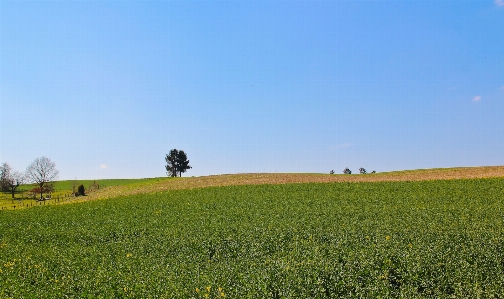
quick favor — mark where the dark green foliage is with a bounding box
[165,149,178,177]
[343,167,352,174]
[176,150,191,177]
[1,178,504,297]
[359,167,367,174]
[77,185,85,196]
[165,149,192,177]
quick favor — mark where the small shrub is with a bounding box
[78,185,85,196]
[359,168,367,174]
[330,170,335,174]
[343,168,352,174]
[88,181,99,192]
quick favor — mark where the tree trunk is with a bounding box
[10,183,19,199]
[39,183,44,200]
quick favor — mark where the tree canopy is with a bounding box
[165,149,192,177]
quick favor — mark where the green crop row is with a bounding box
[1,179,504,298]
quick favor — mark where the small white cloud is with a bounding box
[99,164,108,169]
[495,0,504,7]
[472,95,482,102]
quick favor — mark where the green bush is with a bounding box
[77,184,85,196]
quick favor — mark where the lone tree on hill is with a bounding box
[26,157,59,200]
[165,149,192,177]
[0,162,25,198]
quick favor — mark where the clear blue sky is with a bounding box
[1,0,503,180]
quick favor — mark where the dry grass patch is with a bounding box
[70,166,504,203]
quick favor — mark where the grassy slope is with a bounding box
[1,178,504,297]
[51,177,172,191]
[0,178,172,209]
[2,166,504,209]
[76,165,504,203]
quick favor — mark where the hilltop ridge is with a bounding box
[74,166,504,203]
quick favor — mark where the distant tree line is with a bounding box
[329,168,376,175]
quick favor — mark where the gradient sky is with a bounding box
[1,0,503,180]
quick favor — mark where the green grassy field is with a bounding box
[0,177,173,210]
[1,177,504,298]
[51,177,173,191]
[3,166,503,210]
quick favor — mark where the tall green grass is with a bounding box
[1,179,504,298]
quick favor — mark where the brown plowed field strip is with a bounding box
[74,166,504,203]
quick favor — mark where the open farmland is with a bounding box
[1,171,504,297]
[0,178,172,210]
[2,166,504,210]
[66,166,504,204]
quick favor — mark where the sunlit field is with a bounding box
[0,178,172,210]
[1,177,504,298]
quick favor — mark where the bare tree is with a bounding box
[71,178,78,196]
[0,162,10,192]
[26,157,59,200]
[0,163,25,198]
